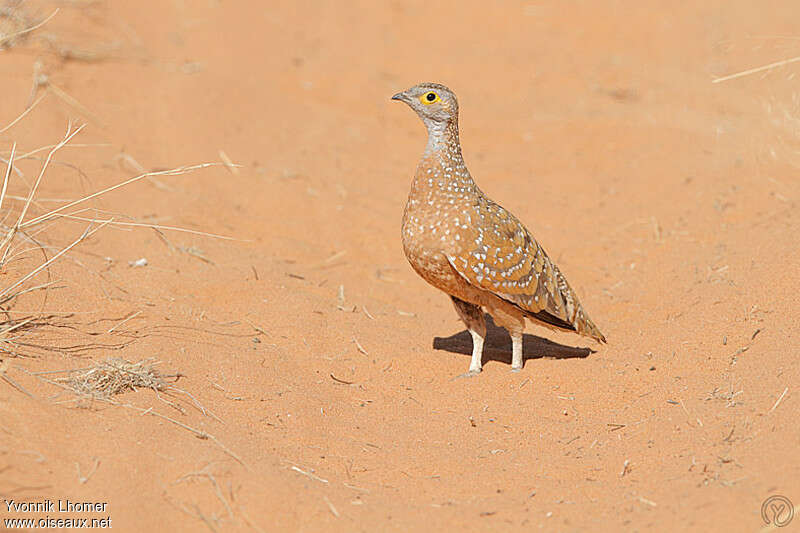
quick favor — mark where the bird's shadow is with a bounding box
[433,315,594,366]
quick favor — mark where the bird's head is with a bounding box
[392,83,459,127]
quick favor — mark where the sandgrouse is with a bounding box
[392,82,605,376]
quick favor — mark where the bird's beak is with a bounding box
[391,91,406,102]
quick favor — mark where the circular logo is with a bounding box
[762,495,794,528]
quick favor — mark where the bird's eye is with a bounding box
[420,91,440,104]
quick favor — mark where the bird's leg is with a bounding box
[467,328,485,374]
[489,306,526,372]
[510,331,524,372]
[450,296,486,376]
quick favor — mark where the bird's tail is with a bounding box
[577,315,606,344]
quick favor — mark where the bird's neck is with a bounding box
[409,118,476,201]
[424,119,464,166]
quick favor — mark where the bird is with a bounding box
[392,82,605,376]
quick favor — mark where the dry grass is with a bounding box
[0,95,230,359]
[0,1,38,50]
[0,97,246,466]
[0,2,123,61]
[25,357,247,466]
[713,55,800,84]
[55,357,169,398]
[0,11,248,481]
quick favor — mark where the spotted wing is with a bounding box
[447,195,605,342]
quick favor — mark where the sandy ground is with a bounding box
[1,1,799,531]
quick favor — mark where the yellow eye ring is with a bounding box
[420,91,440,105]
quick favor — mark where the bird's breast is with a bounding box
[402,169,479,288]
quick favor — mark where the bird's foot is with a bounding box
[510,365,523,373]
[453,368,482,380]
